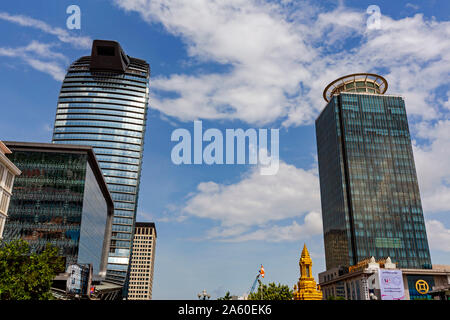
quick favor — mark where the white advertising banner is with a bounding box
[378,269,405,300]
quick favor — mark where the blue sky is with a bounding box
[0,0,449,299]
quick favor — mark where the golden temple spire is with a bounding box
[300,243,312,266]
[301,243,310,258]
[293,244,323,300]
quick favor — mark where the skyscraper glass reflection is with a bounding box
[3,142,113,277]
[316,73,432,270]
[52,40,150,286]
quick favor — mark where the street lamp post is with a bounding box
[198,289,211,300]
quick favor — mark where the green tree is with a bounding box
[248,280,293,300]
[0,239,64,300]
[217,291,233,300]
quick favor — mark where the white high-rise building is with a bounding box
[0,141,21,239]
[127,222,157,300]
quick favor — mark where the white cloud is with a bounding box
[182,161,321,241]
[426,220,450,252]
[115,0,317,125]
[0,12,91,49]
[0,12,94,80]
[285,12,450,126]
[0,41,67,61]
[443,91,450,111]
[116,0,450,234]
[0,41,67,81]
[406,3,420,11]
[413,120,450,214]
[221,212,323,242]
[115,1,450,127]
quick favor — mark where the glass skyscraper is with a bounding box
[316,73,432,270]
[51,40,150,287]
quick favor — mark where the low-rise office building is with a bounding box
[3,141,113,277]
[0,141,21,239]
[319,258,450,300]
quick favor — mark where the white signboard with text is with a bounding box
[378,269,405,300]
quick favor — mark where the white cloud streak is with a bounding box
[0,12,91,49]
[426,220,450,252]
[413,120,450,214]
[221,212,323,242]
[0,11,93,80]
[0,41,67,81]
[182,161,322,241]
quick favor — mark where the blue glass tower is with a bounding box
[316,73,432,270]
[52,40,150,288]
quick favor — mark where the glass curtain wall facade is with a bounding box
[3,143,113,275]
[316,89,432,270]
[5,150,88,267]
[52,40,150,286]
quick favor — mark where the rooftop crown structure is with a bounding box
[323,73,388,102]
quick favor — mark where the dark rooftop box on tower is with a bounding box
[90,40,130,73]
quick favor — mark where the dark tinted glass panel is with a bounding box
[316,93,431,270]
[4,151,87,267]
[97,46,115,56]
[78,162,108,275]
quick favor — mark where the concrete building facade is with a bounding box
[127,222,156,300]
[319,258,450,300]
[0,141,21,239]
